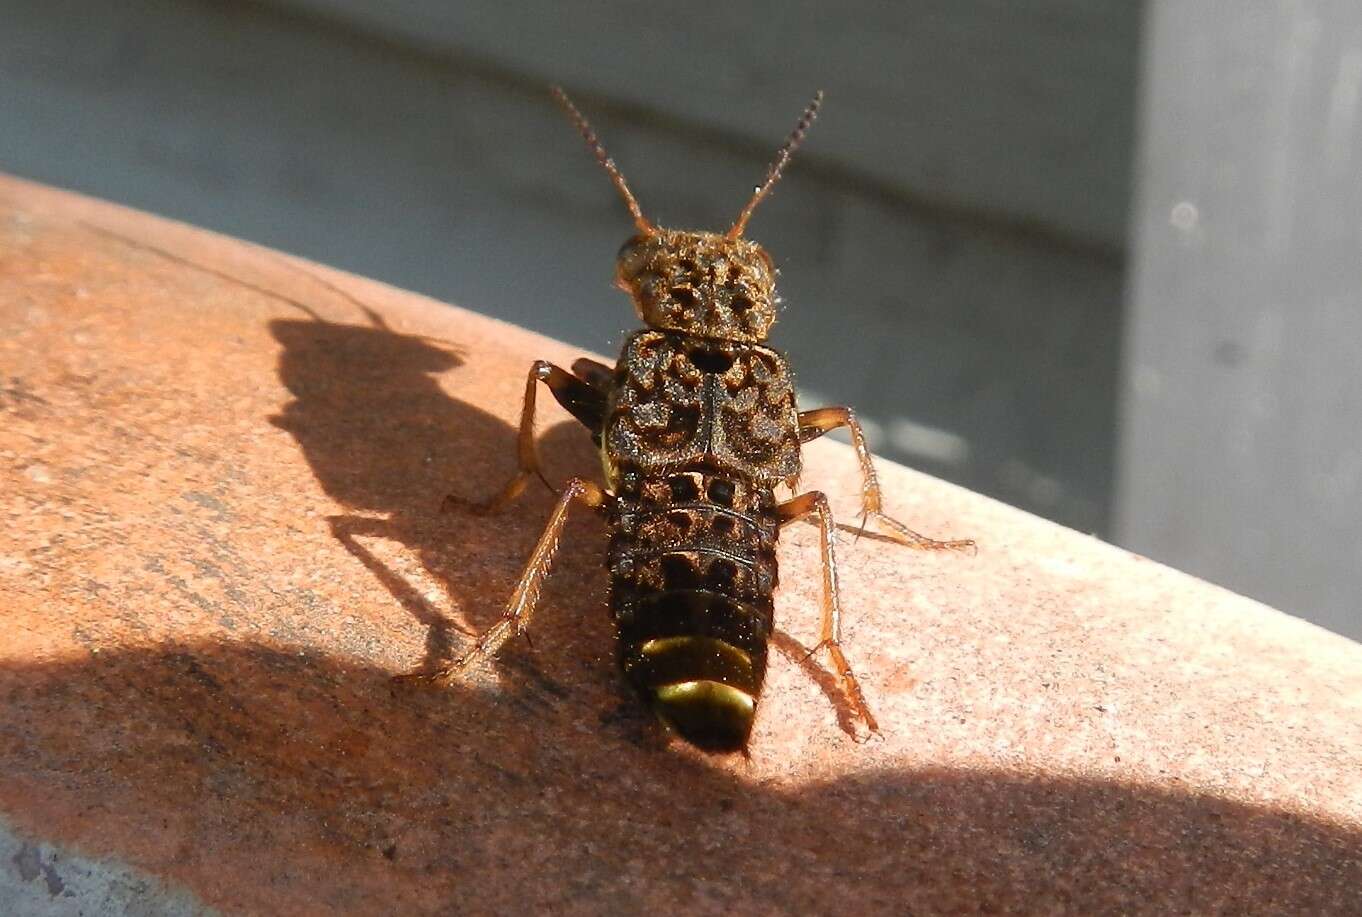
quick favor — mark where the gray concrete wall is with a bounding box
[273,0,1136,248]
[0,0,1138,535]
[1120,0,1362,638]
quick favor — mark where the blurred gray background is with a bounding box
[1,1,1358,640]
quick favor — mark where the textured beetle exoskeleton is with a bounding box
[410,87,973,754]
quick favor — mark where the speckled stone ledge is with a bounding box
[1,174,1359,915]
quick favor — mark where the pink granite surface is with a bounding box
[0,175,1359,914]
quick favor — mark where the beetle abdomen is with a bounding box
[607,464,779,751]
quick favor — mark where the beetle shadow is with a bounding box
[267,307,610,681]
[265,306,866,731]
[1,640,1358,914]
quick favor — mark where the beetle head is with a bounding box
[552,86,820,344]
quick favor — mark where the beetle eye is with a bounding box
[617,236,650,271]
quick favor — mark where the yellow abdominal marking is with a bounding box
[640,635,753,667]
[654,680,756,713]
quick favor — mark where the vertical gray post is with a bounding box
[1119,1,1362,637]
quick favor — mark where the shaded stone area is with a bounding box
[4,643,1359,915]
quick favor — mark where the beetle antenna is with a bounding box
[728,91,823,239]
[551,86,654,235]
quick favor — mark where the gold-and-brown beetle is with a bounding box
[418,87,972,753]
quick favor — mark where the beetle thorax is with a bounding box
[615,230,778,343]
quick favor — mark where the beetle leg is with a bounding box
[410,477,610,683]
[777,490,879,736]
[798,406,974,552]
[447,360,606,515]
